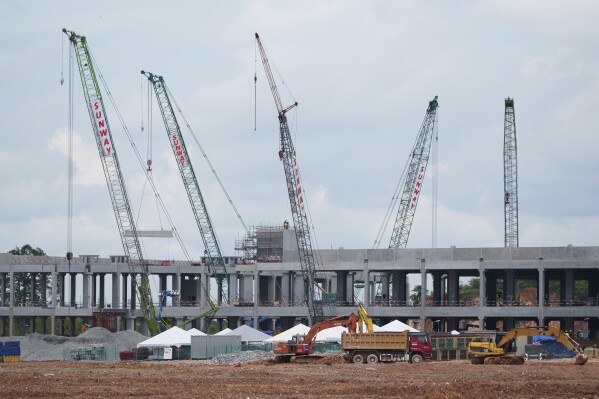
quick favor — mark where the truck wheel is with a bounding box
[410,354,423,364]
[352,353,365,364]
[366,354,378,364]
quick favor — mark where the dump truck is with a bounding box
[342,331,433,364]
[468,326,588,365]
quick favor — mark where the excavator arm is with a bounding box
[357,304,374,334]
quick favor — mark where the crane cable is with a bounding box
[164,84,250,234]
[88,48,193,264]
[90,51,217,306]
[372,126,422,249]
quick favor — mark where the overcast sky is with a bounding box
[1,0,598,262]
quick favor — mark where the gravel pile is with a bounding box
[0,328,147,361]
[200,350,275,364]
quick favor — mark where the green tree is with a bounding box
[7,245,49,306]
[410,285,432,305]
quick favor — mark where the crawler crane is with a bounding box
[255,33,322,325]
[63,29,160,336]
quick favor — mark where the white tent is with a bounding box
[450,330,460,335]
[226,324,272,343]
[379,320,419,333]
[137,326,194,348]
[215,328,232,336]
[315,325,347,342]
[188,328,207,336]
[264,323,310,343]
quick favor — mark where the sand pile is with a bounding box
[0,327,147,360]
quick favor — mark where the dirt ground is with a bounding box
[0,357,598,399]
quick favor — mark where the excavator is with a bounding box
[273,305,374,363]
[468,326,588,365]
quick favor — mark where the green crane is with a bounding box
[141,71,228,306]
[63,29,160,336]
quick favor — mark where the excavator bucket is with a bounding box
[574,354,588,366]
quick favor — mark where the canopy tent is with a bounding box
[379,320,419,333]
[215,328,232,336]
[137,326,195,348]
[188,328,207,336]
[226,324,272,343]
[451,330,460,335]
[315,325,347,342]
[264,323,310,343]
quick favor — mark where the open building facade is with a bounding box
[1,228,598,338]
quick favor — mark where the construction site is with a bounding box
[1,15,599,399]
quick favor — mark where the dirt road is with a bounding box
[0,357,597,398]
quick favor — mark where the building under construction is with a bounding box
[1,227,598,338]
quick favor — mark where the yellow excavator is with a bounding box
[468,326,588,365]
[357,304,374,333]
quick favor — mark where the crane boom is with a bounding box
[504,98,519,247]
[255,33,322,324]
[63,29,159,336]
[389,96,439,248]
[142,71,228,305]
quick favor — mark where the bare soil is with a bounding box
[1,357,598,398]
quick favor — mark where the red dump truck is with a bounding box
[342,331,433,364]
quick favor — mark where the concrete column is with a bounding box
[565,269,574,303]
[121,274,128,309]
[281,272,290,304]
[432,272,441,306]
[479,265,486,307]
[346,273,354,304]
[51,270,58,308]
[126,317,135,331]
[447,270,458,306]
[9,272,15,307]
[41,273,48,307]
[112,272,120,309]
[0,273,5,307]
[130,275,137,310]
[420,267,427,307]
[229,272,238,304]
[243,274,254,302]
[99,274,105,308]
[91,273,97,307]
[173,272,181,292]
[538,266,546,325]
[294,273,305,304]
[30,272,36,306]
[160,275,168,292]
[363,267,370,308]
[59,273,66,307]
[381,273,389,305]
[83,271,91,308]
[70,273,76,306]
[140,318,149,336]
[199,274,206,308]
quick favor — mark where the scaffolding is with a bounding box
[235,225,286,263]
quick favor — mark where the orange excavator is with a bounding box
[273,313,358,363]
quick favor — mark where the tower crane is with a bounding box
[141,71,228,306]
[63,29,160,336]
[388,96,439,248]
[255,33,323,325]
[503,98,519,247]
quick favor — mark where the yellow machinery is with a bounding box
[468,326,588,365]
[357,304,374,333]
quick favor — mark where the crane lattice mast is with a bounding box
[63,29,159,336]
[389,96,439,248]
[255,33,323,325]
[504,98,519,247]
[142,71,228,305]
